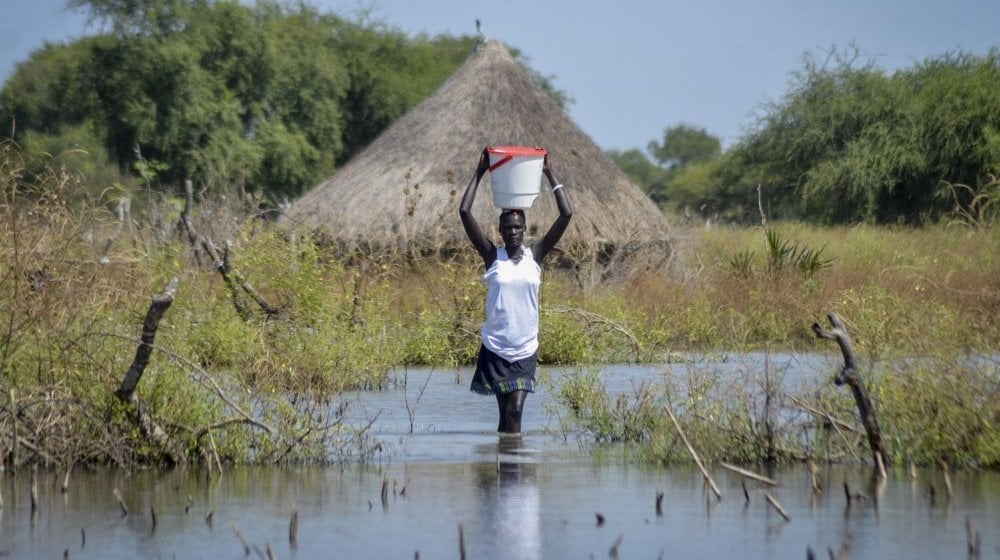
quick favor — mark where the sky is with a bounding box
[2,0,999,153]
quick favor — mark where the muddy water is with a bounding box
[2,355,998,559]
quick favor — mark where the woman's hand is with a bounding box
[477,147,491,178]
[543,154,557,185]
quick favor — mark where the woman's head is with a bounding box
[498,209,526,248]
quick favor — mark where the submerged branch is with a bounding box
[666,400,722,500]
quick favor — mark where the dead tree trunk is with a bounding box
[812,312,889,475]
[178,179,204,267]
[350,260,369,327]
[174,192,278,321]
[218,242,280,320]
[115,277,183,464]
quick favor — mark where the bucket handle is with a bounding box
[487,155,513,172]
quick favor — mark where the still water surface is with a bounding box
[2,354,998,559]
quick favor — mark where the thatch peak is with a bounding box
[284,39,670,257]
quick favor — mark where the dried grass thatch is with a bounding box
[283,40,671,261]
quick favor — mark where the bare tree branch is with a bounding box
[812,312,889,476]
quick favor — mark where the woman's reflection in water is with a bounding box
[475,436,541,560]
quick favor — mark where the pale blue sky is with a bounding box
[2,0,998,152]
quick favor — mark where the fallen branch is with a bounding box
[549,306,642,354]
[812,312,889,476]
[719,462,777,486]
[666,401,722,500]
[218,242,280,320]
[786,394,860,435]
[786,393,862,461]
[221,242,274,315]
[765,492,791,521]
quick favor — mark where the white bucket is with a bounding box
[487,145,546,209]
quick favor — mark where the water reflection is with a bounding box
[3,359,1000,559]
[474,436,541,560]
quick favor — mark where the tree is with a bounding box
[2,1,488,202]
[606,148,664,201]
[647,124,721,170]
[68,0,204,37]
[724,45,1000,224]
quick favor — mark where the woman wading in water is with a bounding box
[459,148,573,434]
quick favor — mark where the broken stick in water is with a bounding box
[458,523,467,560]
[609,534,623,559]
[30,466,38,514]
[666,402,721,500]
[62,462,73,494]
[113,488,128,516]
[765,492,791,522]
[719,462,778,486]
[231,523,251,556]
[966,515,980,557]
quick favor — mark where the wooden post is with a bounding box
[289,503,298,547]
[812,312,889,475]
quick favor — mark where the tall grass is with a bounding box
[547,221,999,467]
[2,138,997,468]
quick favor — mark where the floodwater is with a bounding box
[2,354,998,559]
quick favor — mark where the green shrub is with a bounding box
[874,356,1000,467]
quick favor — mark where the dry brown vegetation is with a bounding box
[2,138,998,469]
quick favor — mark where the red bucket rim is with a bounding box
[487,145,547,157]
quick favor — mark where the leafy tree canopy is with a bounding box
[725,45,1000,224]
[647,123,721,170]
[6,1,564,204]
[637,45,1000,225]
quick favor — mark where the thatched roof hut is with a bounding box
[284,40,670,257]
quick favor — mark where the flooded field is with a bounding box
[3,354,998,559]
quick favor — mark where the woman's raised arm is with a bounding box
[459,148,495,264]
[533,155,573,263]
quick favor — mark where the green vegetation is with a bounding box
[2,1,486,204]
[3,138,997,469]
[548,221,999,469]
[2,7,997,470]
[612,46,1000,226]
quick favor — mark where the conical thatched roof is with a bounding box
[284,40,670,255]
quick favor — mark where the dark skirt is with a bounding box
[470,345,537,396]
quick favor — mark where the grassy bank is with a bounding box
[2,143,997,468]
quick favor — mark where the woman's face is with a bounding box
[499,212,526,248]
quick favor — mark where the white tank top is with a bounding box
[481,247,541,361]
